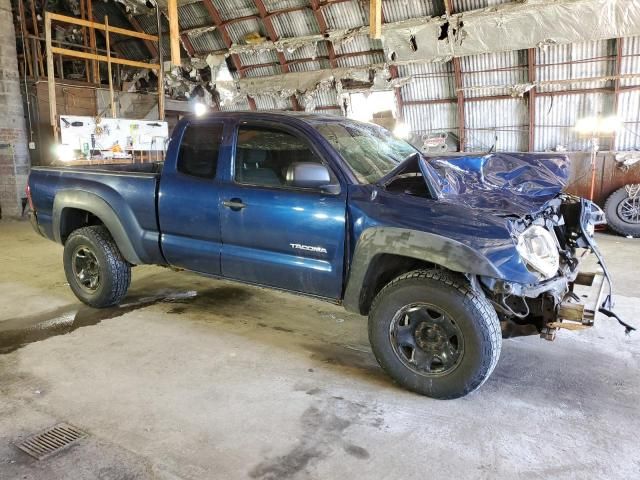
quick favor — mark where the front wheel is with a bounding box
[368,270,501,399]
[63,226,131,308]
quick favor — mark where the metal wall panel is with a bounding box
[283,42,329,61]
[271,9,320,38]
[244,65,282,77]
[322,0,367,29]
[403,102,458,138]
[620,36,640,87]
[211,0,258,20]
[461,50,527,98]
[252,94,293,110]
[263,0,308,11]
[289,59,331,72]
[238,50,280,67]
[189,30,227,53]
[615,90,640,150]
[225,18,266,44]
[134,14,160,34]
[382,0,441,22]
[535,92,615,151]
[465,98,528,151]
[336,52,385,68]
[398,62,455,101]
[178,2,211,29]
[536,40,615,93]
[452,0,512,13]
[314,88,340,107]
[333,35,382,56]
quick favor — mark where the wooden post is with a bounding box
[167,0,181,66]
[17,0,33,78]
[527,48,536,152]
[28,0,44,76]
[156,6,165,120]
[369,0,382,39]
[87,0,99,83]
[80,0,91,82]
[105,16,116,118]
[45,12,58,142]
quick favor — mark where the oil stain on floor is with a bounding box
[0,286,254,354]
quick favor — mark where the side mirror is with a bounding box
[286,162,340,194]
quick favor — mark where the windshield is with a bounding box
[313,120,418,184]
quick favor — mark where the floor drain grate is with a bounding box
[17,423,87,460]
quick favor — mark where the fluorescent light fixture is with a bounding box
[599,115,622,134]
[575,115,622,135]
[393,122,411,139]
[194,102,207,116]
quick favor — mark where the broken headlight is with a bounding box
[516,225,560,279]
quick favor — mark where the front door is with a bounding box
[219,121,347,299]
[158,119,231,274]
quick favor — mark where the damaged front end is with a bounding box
[481,196,634,340]
[425,152,634,339]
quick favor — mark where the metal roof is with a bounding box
[113,0,640,152]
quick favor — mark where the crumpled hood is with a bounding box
[426,153,570,217]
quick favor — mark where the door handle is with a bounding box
[222,199,246,210]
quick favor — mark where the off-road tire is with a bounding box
[63,226,131,308]
[604,186,640,237]
[368,269,501,399]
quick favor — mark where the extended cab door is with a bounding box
[158,119,232,274]
[218,120,347,299]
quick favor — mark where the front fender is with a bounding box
[342,227,504,314]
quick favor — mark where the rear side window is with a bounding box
[177,123,224,179]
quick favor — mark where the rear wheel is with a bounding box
[63,226,131,308]
[368,270,501,399]
[604,185,640,237]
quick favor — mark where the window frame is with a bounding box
[231,120,340,194]
[176,120,226,181]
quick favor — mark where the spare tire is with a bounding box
[604,185,640,237]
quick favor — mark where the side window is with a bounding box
[235,125,324,188]
[177,123,224,179]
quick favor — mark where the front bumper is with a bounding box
[540,271,606,340]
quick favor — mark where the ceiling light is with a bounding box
[194,102,207,117]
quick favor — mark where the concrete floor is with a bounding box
[0,219,639,480]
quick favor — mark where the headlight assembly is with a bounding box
[516,225,559,279]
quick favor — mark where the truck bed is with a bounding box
[28,162,164,265]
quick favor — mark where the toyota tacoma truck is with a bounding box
[27,112,631,399]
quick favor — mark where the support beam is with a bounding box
[612,37,623,151]
[445,0,465,152]
[528,48,536,151]
[87,0,99,83]
[104,16,116,118]
[167,0,180,66]
[369,0,382,39]
[125,10,159,58]
[310,0,338,68]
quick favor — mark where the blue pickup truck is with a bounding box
[27,112,624,399]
